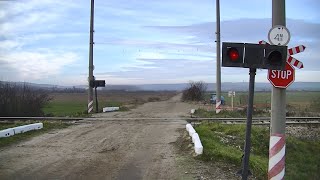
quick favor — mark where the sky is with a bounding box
[0,0,319,85]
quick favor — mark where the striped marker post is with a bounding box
[216,100,221,113]
[268,134,286,180]
[88,100,94,113]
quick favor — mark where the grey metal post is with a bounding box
[87,0,94,113]
[271,0,286,134]
[216,0,221,112]
[268,0,287,178]
[231,94,234,110]
[241,68,256,180]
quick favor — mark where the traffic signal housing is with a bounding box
[243,43,264,69]
[264,45,287,70]
[222,42,287,70]
[222,43,244,67]
[89,80,106,88]
[94,80,106,87]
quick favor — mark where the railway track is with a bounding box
[0,116,319,125]
[188,117,320,126]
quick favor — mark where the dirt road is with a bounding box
[0,94,238,180]
[0,94,196,179]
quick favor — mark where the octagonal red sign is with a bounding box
[268,62,295,88]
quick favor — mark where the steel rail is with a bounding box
[0,116,319,124]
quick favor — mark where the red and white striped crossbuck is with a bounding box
[288,45,305,55]
[287,56,303,69]
[259,40,305,69]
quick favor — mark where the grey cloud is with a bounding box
[96,54,320,83]
[95,37,213,51]
[145,18,320,43]
[96,18,320,57]
[98,58,215,80]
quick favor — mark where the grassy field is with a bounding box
[42,91,320,117]
[203,91,320,116]
[206,91,320,107]
[195,123,320,179]
[0,121,70,148]
[43,91,177,117]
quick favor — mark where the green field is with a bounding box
[42,91,320,117]
[42,100,128,117]
[42,91,177,117]
[206,91,320,112]
[195,123,320,179]
[207,91,320,106]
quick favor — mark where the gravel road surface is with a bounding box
[0,94,238,180]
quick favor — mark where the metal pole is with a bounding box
[268,1,287,179]
[216,0,222,113]
[271,0,286,134]
[87,0,94,113]
[95,87,99,112]
[231,94,234,111]
[241,68,256,180]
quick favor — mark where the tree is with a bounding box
[0,82,51,116]
[182,81,207,101]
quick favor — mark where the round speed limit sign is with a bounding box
[268,25,290,46]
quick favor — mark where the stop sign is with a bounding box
[268,62,295,88]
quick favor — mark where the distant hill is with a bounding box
[1,81,320,92]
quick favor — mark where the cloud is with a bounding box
[0,0,85,84]
[145,18,320,44]
[0,50,78,81]
[1,0,319,85]
[95,18,320,84]
[95,57,216,83]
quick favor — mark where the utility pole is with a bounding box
[241,68,256,180]
[268,0,287,179]
[215,0,222,113]
[87,0,94,113]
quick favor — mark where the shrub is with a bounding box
[182,81,207,101]
[0,82,51,116]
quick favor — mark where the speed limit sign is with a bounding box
[268,25,290,46]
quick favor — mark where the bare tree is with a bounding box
[0,82,51,116]
[182,81,208,101]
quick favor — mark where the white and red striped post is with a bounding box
[215,101,222,113]
[268,134,286,180]
[88,100,94,113]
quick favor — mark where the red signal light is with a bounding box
[228,48,240,61]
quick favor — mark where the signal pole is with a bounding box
[215,0,222,113]
[271,0,286,135]
[87,0,95,113]
[268,0,287,179]
[241,68,256,180]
